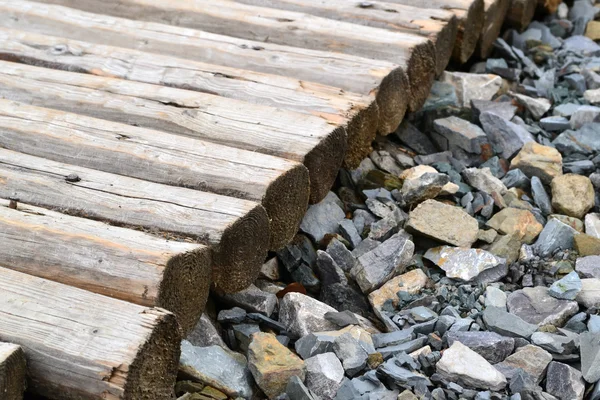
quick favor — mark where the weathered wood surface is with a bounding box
[0,149,267,294]
[0,199,211,334]
[0,99,309,250]
[33,0,436,114]
[504,0,536,31]
[383,0,485,63]
[0,4,406,147]
[0,266,181,400]
[478,0,510,58]
[0,60,345,204]
[0,343,26,400]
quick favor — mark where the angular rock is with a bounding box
[339,219,362,249]
[436,341,507,391]
[279,293,338,338]
[248,333,306,399]
[531,177,552,216]
[333,332,369,377]
[533,218,579,258]
[295,333,335,360]
[548,271,582,301]
[484,233,522,265]
[551,174,595,219]
[483,306,538,339]
[233,323,261,353]
[260,257,280,281]
[580,331,600,383]
[446,331,515,364]
[540,116,571,132]
[424,246,505,282]
[218,284,277,317]
[485,286,508,310]
[406,200,479,247]
[576,255,600,278]
[472,100,517,122]
[186,313,228,349]
[530,331,578,355]
[570,105,600,130]
[352,231,415,293]
[218,307,247,324]
[463,168,508,195]
[584,88,600,104]
[549,214,584,233]
[502,169,531,190]
[507,287,579,327]
[545,362,585,400]
[326,238,357,273]
[372,329,416,349]
[586,214,600,239]
[511,93,551,120]
[553,123,600,157]
[378,337,429,359]
[576,278,600,308]
[370,150,404,176]
[486,208,543,244]
[378,355,432,389]
[400,165,457,200]
[305,352,345,399]
[574,233,600,256]
[286,376,315,400]
[440,72,502,108]
[494,345,552,383]
[300,195,346,242]
[400,172,450,205]
[480,112,535,159]
[432,116,489,159]
[179,341,254,398]
[395,121,438,155]
[510,143,563,185]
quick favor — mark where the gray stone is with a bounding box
[400,172,450,205]
[333,332,368,377]
[410,306,438,322]
[372,329,415,349]
[581,331,600,383]
[432,116,489,159]
[378,337,429,359]
[395,121,438,155]
[576,278,600,308]
[586,214,600,238]
[530,331,578,355]
[575,256,600,278]
[531,177,552,216]
[502,169,531,190]
[326,238,357,273]
[218,307,247,324]
[483,306,538,339]
[448,317,475,332]
[370,150,404,176]
[462,167,507,195]
[233,323,260,353]
[533,219,579,258]
[335,370,398,400]
[494,345,552,384]
[472,100,518,122]
[292,263,320,293]
[570,106,600,129]
[545,362,585,400]
[480,112,536,159]
[352,231,415,293]
[564,160,595,175]
[286,376,316,400]
[539,116,570,132]
[351,238,380,258]
[305,352,345,399]
[591,381,600,400]
[424,246,506,282]
[554,123,600,156]
[507,287,579,327]
[553,103,582,118]
[511,93,551,120]
[378,356,432,389]
[179,340,254,398]
[436,341,507,391]
[485,286,507,310]
[186,313,228,349]
[565,73,587,96]
[589,315,600,333]
[325,311,360,328]
[280,293,338,338]
[422,80,459,111]
[300,195,346,242]
[446,331,514,363]
[480,157,507,179]
[440,72,502,108]
[339,219,362,249]
[295,333,336,360]
[563,35,600,55]
[548,271,582,300]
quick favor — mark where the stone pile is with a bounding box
[174,2,600,399]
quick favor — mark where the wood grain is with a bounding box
[0,148,267,293]
[0,266,181,400]
[478,0,510,58]
[0,343,26,400]
[0,99,309,250]
[0,60,345,203]
[0,199,211,334]
[504,0,536,31]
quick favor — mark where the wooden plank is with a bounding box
[0,1,409,139]
[0,266,181,400]
[383,0,485,64]
[0,343,26,400]
[504,0,536,31]
[0,99,309,250]
[34,0,436,114]
[0,60,345,204]
[478,0,510,58]
[0,149,268,294]
[0,199,211,334]
[0,29,378,171]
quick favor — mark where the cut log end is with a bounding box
[452,0,486,63]
[478,0,511,58]
[0,343,26,400]
[305,126,347,204]
[211,204,270,293]
[405,40,437,113]
[263,163,310,251]
[343,101,380,169]
[504,0,536,31]
[158,247,212,335]
[122,309,181,400]
[375,67,409,136]
[434,16,459,76]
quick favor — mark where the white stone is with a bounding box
[463,167,508,195]
[305,352,345,399]
[511,92,552,120]
[570,105,600,129]
[584,88,600,105]
[441,71,502,107]
[576,278,600,308]
[585,213,600,238]
[485,286,508,310]
[279,293,338,338]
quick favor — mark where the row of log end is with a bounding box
[0,0,561,398]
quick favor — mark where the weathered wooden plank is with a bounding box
[0,199,211,334]
[504,0,536,31]
[0,99,309,250]
[34,0,436,113]
[0,343,26,400]
[0,1,409,139]
[0,266,181,400]
[0,60,345,204]
[382,0,485,64]
[0,149,267,294]
[478,0,510,58]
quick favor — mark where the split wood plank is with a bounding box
[382,0,485,63]
[0,60,345,204]
[0,1,411,139]
[0,343,26,400]
[0,266,181,400]
[0,148,268,294]
[478,0,510,58]
[0,99,309,250]
[504,0,536,31]
[0,199,211,334]
[34,0,437,113]
[0,29,378,171]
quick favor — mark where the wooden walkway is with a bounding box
[0,0,540,398]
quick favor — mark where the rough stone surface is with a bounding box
[218,284,277,317]
[576,278,600,308]
[533,218,579,258]
[494,345,552,384]
[576,255,600,278]
[580,331,600,383]
[432,116,489,158]
[548,271,582,300]
[179,341,254,398]
[304,352,345,399]
[483,306,538,339]
[286,376,315,400]
[551,174,595,219]
[186,314,228,349]
[279,293,338,338]
[486,208,543,244]
[511,92,552,120]
[424,246,505,282]
[531,176,552,216]
[446,331,515,364]
[485,286,508,309]
[406,200,479,247]
[436,341,507,391]
[507,287,579,327]
[545,362,585,400]
[574,233,600,256]
[569,105,600,129]
[510,142,563,184]
[333,332,369,377]
[480,111,536,159]
[553,123,600,156]
[586,214,600,238]
[463,168,508,195]
[441,72,503,107]
[300,195,346,243]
